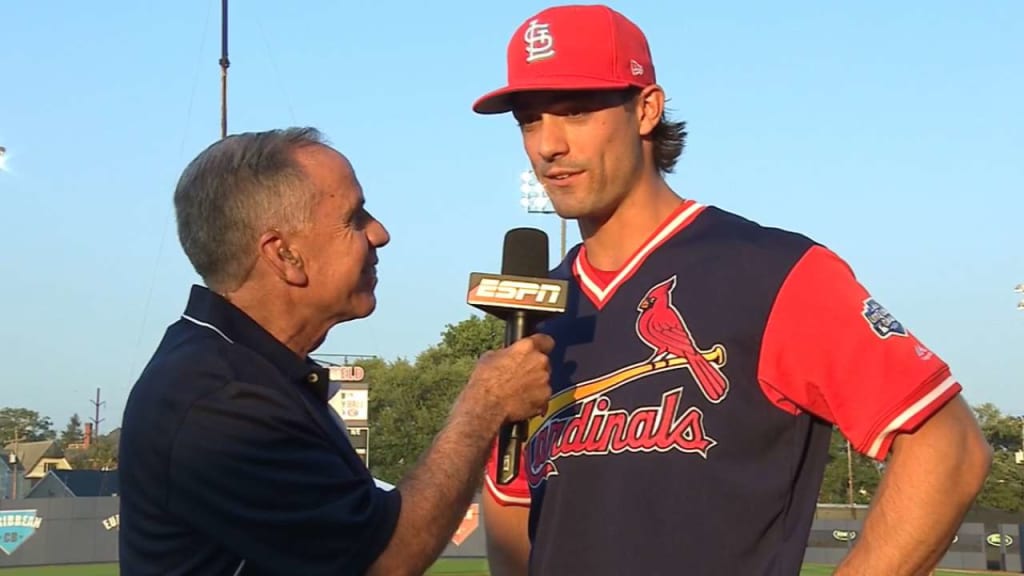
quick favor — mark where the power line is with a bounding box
[311,353,378,367]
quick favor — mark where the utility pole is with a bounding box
[8,424,20,500]
[89,388,106,438]
[559,218,567,260]
[220,0,230,139]
[846,440,856,518]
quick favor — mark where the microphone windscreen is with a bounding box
[501,228,549,277]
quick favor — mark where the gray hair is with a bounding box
[173,127,328,292]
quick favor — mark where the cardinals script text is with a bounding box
[526,387,715,487]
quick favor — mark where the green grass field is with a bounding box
[0,561,1000,575]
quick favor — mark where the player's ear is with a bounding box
[635,85,665,138]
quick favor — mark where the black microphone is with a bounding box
[467,228,568,485]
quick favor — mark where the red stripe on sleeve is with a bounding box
[484,438,532,507]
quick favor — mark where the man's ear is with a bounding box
[635,84,665,138]
[258,229,308,287]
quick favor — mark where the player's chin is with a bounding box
[551,192,598,219]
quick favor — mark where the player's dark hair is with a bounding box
[622,87,688,174]
[651,111,687,174]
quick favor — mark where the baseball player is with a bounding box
[472,5,992,575]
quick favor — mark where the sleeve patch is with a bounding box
[861,297,908,339]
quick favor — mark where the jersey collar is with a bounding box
[573,200,706,310]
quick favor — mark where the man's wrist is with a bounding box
[452,381,506,439]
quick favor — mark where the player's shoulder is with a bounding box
[689,203,821,256]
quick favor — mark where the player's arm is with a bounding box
[836,395,990,576]
[482,442,532,576]
[758,245,991,576]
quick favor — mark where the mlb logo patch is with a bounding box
[0,510,43,556]
[862,298,907,339]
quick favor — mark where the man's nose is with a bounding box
[536,116,569,162]
[369,219,390,248]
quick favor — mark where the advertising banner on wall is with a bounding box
[0,510,42,556]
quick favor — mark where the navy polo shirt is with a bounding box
[119,285,400,576]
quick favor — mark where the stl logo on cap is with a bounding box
[523,19,555,63]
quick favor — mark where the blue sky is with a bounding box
[0,1,1021,433]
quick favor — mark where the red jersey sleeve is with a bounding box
[758,245,962,461]
[483,437,532,507]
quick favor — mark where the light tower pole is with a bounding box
[519,170,567,259]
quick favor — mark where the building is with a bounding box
[25,469,119,499]
[2,440,72,499]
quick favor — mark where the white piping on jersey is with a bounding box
[866,374,957,459]
[181,314,234,344]
[484,471,531,506]
[575,201,703,303]
[232,560,246,575]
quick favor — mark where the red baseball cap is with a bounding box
[472,4,656,115]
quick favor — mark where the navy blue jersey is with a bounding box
[485,201,960,575]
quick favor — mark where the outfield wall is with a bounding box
[0,497,119,568]
[804,519,1022,572]
[0,496,486,568]
[1,497,1020,571]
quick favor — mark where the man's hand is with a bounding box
[834,395,992,576]
[461,333,555,424]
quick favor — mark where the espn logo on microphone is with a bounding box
[467,273,568,313]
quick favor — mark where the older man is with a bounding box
[119,127,554,576]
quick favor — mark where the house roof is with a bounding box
[43,469,119,497]
[3,440,60,472]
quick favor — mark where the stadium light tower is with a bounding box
[520,170,567,259]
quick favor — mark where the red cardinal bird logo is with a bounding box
[636,276,730,404]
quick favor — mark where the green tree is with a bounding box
[59,413,84,447]
[65,431,119,471]
[971,403,1023,512]
[0,407,56,444]
[973,403,1022,452]
[422,314,505,365]
[818,427,883,506]
[365,314,504,483]
[975,452,1024,512]
[816,403,1024,512]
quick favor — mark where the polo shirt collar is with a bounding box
[180,284,330,399]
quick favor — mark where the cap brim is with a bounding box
[472,77,635,115]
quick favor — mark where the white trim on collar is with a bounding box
[181,314,234,344]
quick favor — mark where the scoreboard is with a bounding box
[326,364,371,466]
